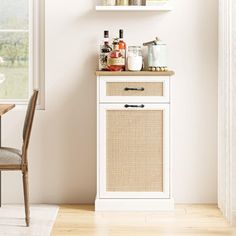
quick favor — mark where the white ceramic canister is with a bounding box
[148,41,168,68]
[127,46,143,71]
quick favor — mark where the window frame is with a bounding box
[0,0,45,109]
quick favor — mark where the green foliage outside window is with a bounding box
[0,0,29,100]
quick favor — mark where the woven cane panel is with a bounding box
[106,110,163,192]
[106,82,163,96]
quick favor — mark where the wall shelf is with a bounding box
[95,5,173,12]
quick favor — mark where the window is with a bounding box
[0,0,44,108]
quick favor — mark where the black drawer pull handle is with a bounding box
[124,87,145,91]
[124,104,145,108]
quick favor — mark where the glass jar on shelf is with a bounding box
[130,0,144,5]
[102,0,116,6]
[116,0,129,5]
[127,46,143,71]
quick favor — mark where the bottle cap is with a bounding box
[119,29,124,39]
[104,30,109,38]
[113,38,119,44]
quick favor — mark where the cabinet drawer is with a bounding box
[107,82,163,96]
[99,76,170,103]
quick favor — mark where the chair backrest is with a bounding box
[22,90,39,163]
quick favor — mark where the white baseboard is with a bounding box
[95,198,174,211]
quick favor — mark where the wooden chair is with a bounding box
[0,90,39,226]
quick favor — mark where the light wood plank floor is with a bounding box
[52,205,236,236]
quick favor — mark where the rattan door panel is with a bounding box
[106,110,163,192]
[99,104,170,199]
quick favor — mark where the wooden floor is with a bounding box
[52,205,236,236]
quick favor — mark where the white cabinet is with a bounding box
[96,71,174,211]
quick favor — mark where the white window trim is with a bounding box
[0,0,45,110]
[32,0,45,110]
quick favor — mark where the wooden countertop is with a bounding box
[0,104,15,116]
[96,71,175,76]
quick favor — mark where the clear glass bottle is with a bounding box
[119,29,126,67]
[107,39,125,71]
[99,30,112,71]
[127,46,143,71]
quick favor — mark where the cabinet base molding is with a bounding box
[95,198,174,211]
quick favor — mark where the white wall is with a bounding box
[2,0,218,204]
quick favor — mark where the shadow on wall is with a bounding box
[40,5,99,200]
[40,53,98,204]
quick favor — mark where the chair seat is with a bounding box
[0,147,22,165]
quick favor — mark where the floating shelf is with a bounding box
[95,5,173,11]
[96,71,175,76]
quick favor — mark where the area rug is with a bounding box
[0,205,58,236]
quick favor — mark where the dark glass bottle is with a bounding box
[99,30,112,71]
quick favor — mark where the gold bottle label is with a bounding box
[108,57,125,66]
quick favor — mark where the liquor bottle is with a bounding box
[107,39,125,71]
[99,30,112,71]
[119,29,126,67]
